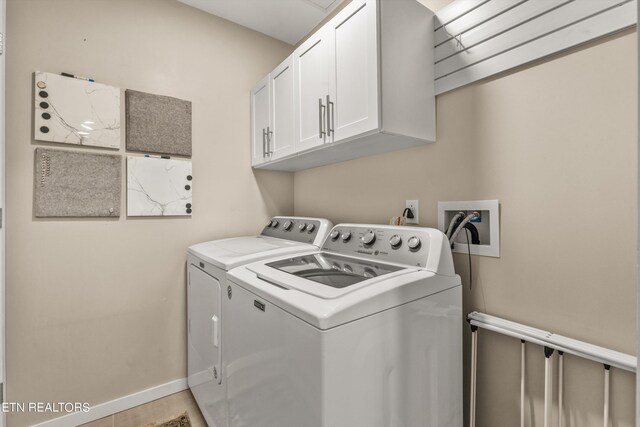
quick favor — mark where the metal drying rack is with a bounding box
[467,311,636,427]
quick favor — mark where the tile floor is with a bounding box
[80,390,207,427]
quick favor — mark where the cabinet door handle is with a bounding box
[267,126,273,156]
[326,95,334,138]
[318,98,326,140]
[262,128,267,158]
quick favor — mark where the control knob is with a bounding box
[330,230,340,240]
[362,230,376,245]
[407,236,421,251]
[389,234,402,248]
[283,220,293,231]
[266,221,273,228]
[306,223,316,233]
[271,219,279,228]
[341,231,352,242]
[298,223,307,232]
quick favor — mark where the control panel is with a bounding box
[321,224,441,268]
[260,217,325,245]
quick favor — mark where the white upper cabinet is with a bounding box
[250,75,270,166]
[294,27,332,152]
[270,56,296,160]
[295,0,377,150]
[251,55,296,165]
[253,0,435,171]
[327,0,379,143]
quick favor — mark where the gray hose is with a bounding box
[449,212,480,245]
[445,211,465,239]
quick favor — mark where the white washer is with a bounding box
[187,216,333,427]
[226,224,463,427]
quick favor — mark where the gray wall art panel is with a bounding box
[125,90,192,157]
[34,148,121,217]
[34,71,121,149]
[127,156,193,217]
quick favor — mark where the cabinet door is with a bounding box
[328,0,379,143]
[269,56,295,160]
[250,75,271,166]
[294,27,331,152]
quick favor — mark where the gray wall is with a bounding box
[5,1,294,425]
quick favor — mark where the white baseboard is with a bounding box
[30,378,188,427]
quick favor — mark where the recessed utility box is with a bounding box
[437,200,500,257]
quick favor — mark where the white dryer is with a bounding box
[226,224,463,427]
[187,216,333,427]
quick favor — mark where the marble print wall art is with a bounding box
[34,71,121,148]
[127,156,193,217]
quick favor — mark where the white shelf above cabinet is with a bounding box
[251,0,436,172]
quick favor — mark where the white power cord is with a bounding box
[449,212,480,246]
[445,211,465,238]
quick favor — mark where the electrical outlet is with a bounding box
[405,200,419,225]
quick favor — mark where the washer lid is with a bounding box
[266,252,404,289]
[188,236,316,271]
[229,256,461,330]
[247,254,414,300]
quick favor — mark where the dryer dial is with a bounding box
[330,230,340,240]
[298,223,307,232]
[341,232,352,242]
[283,220,293,231]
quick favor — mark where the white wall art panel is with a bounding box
[34,71,121,148]
[127,156,193,217]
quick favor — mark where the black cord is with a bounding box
[402,207,414,219]
[465,228,472,290]
[463,222,480,244]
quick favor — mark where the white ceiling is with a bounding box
[178,0,345,45]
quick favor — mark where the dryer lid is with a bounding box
[188,236,315,271]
